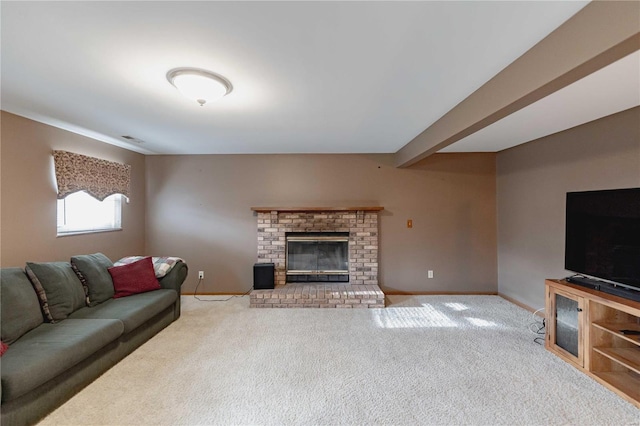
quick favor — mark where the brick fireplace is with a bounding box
[249,207,385,308]
[255,208,380,285]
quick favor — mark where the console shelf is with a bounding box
[592,322,640,346]
[592,372,640,403]
[545,279,640,408]
[592,347,640,375]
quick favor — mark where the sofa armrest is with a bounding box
[158,261,188,320]
[158,261,188,295]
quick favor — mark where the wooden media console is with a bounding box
[545,279,640,408]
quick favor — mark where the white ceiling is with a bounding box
[440,50,640,153]
[1,1,591,155]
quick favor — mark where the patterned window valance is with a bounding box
[53,150,131,201]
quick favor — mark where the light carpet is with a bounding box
[40,295,639,425]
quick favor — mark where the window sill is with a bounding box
[57,228,122,237]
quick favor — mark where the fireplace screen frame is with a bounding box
[285,232,349,283]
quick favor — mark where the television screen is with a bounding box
[565,188,640,291]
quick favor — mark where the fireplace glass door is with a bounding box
[286,233,349,282]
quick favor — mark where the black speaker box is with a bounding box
[253,263,275,289]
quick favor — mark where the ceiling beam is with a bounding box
[394,0,640,168]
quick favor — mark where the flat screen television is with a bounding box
[565,188,640,294]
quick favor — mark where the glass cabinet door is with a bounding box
[548,288,584,367]
[555,294,580,356]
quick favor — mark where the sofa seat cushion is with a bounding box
[68,289,177,333]
[0,319,124,402]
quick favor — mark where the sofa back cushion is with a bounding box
[0,268,44,344]
[25,262,86,322]
[71,253,115,306]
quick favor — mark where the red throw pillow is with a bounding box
[108,257,160,298]
[0,341,8,357]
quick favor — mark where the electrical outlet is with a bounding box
[428,270,434,279]
[198,271,204,279]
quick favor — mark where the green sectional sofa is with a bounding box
[0,255,188,426]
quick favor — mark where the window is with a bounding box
[57,191,122,235]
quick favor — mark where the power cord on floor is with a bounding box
[529,307,546,345]
[193,277,252,302]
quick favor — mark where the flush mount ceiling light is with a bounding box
[166,68,233,106]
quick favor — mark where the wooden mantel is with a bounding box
[250,206,384,213]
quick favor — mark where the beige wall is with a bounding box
[496,107,640,310]
[146,153,497,294]
[0,112,146,267]
[8,104,636,303]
